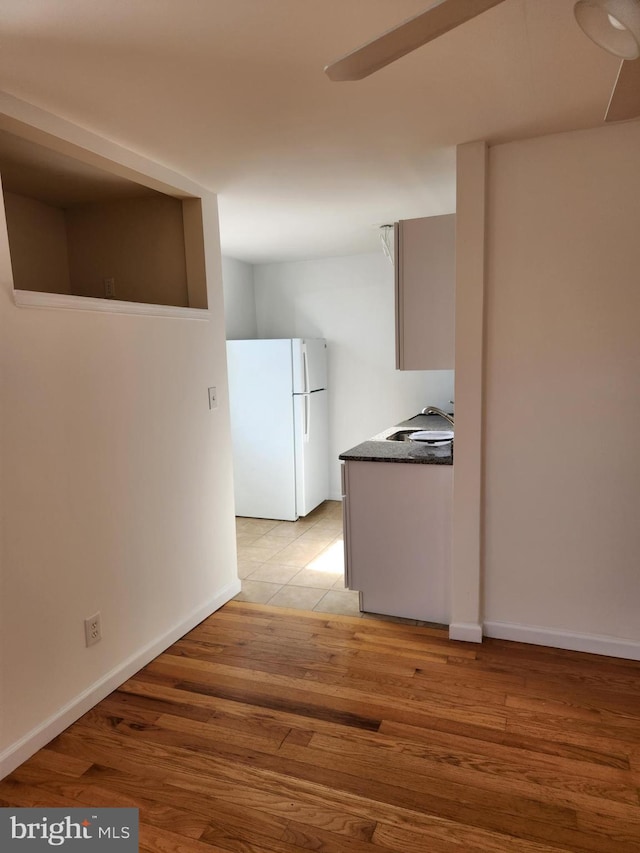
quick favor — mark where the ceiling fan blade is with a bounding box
[324,0,508,82]
[605,59,640,122]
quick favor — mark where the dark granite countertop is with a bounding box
[339,414,453,465]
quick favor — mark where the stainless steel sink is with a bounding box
[386,428,454,443]
[386,429,421,441]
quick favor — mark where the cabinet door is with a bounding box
[345,460,452,623]
[340,462,352,590]
[395,214,455,370]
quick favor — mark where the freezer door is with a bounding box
[293,389,329,516]
[292,338,327,393]
[226,339,297,521]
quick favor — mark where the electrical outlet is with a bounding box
[84,612,102,647]
[208,386,217,409]
[104,278,116,299]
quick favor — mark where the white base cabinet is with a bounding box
[341,460,452,623]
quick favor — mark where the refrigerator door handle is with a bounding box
[302,343,309,393]
[304,394,310,441]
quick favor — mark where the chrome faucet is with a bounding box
[421,405,454,426]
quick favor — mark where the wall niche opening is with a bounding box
[0,129,208,309]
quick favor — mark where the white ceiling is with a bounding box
[0,0,621,263]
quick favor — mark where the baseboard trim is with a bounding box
[483,620,640,661]
[0,579,241,781]
[449,622,483,643]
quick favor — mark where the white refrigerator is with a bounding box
[226,338,329,521]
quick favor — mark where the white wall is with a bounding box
[222,255,257,339]
[66,195,189,306]
[254,253,454,499]
[3,191,71,294]
[482,120,640,652]
[0,99,238,777]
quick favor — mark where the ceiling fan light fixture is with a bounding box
[607,12,627,29]
[574,0,640,59]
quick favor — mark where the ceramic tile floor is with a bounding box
[234,500,364,617]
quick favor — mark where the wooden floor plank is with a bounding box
[1,602,639,853]
[378,718,632,777]
[372,818,573,853]
[302,729,639,813]
[144,653,508,732]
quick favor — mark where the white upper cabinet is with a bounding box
[395,214,455,370]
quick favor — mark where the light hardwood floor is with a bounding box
[1,601,639,851]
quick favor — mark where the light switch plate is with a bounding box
[208,386,217,409]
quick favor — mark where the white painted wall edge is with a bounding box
[484,621,640,661]
[14,289,210,320]
[0,91,206,199]
[451,140,487,632]
[0,579,241,781]
[449,622,483,643]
